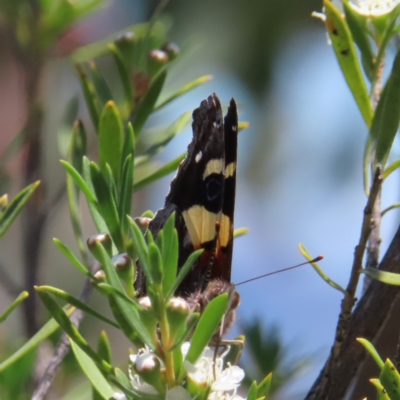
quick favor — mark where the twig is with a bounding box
[306,166,383,399]
[32,276,94,400]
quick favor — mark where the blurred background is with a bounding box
[1,0,399,398]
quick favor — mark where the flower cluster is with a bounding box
[349,0,400,16]
[111,342,246,400]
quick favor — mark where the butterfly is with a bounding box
[135,93,240,333]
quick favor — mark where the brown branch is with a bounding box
[32,277,94,400]
[306,166,384,399]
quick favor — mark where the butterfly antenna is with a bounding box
[235,255,324,287]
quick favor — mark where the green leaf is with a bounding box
[128,216,151,284]
[185,293,228,364]
[97,331,112,365]
[89,61,113,106]
[119,155,134,239]
[370,378,392,400]
[133,152,185,193]
[36,287,113,374]
[61,160,97,204]
[383,158,400,179]
[324,0,373,127]
[299,243,347,294]
[99,101,124,184]
[374,48,400,167]
[161,214,178,296]
[234,227,249,238]
[70,339,115,400]
[342,0,374,80]
[0,291,29,322]
[39,285,119,328]
[382,202,400,217]
[0,181,40,239]
[53,238,95,279]
[95,242,155,349]
[257,372,273,399]
[118,123,135,238]
[136,111,191,163]
[148,242,163,285]
[82,157,109,233]
[361,267,400,286]
[357,338,384,369]
[132,70,167,136]
[167,249,203,299]
[153,75,212,111]
[67,120,89,265]
[0,307,74,372]
[372,4,400,81]
[380,359,400,400]
[247,381,258,400]
[76,64,101,129]
[109,44,135,113]
[90,162,124,251]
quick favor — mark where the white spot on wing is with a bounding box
[195,151,202,163]
[232,126,237,132]
[213,121,221,128]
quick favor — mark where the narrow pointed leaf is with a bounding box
[154,75,212,111]
[61,160,97,204]
[109,44,134,112]
[95,242,155,349]
[128,216,151,283]
[132,70,167,136]
[119,155,134,238]
[99,101,124,184]
[361,267,400,286]
[133,152,185,192]
[90,162,124,251]
[0,181,40,239]
[36,288,113,374]
[324,0,373,127]
[247,381,258,400]
[76,64,101,129]
[380,359,400,400]
[97,331,112,365]
[161,214,178,295]
[185,293,228,364]
[370,379,391,400]
[374,48,400,167]
[70,339,115,400]
[0,291,29,322]
[89,61,113,106]
[39,286,119,328]
[256,372,273,399]
[299,243,346,294]
[82,157,109,233]
[66,120,88,264]
[342,0,374,80]
[167,249,203,299]
[0,307,74,372]
[53,238,95,279]
[357,338,384,369]
[139,111,191,161]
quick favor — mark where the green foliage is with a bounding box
[359,339,400,399]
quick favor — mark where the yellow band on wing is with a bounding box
[203,159,223,180]
[183,205,219,248]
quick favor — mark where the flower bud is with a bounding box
[133,353,165,394]
[161,42,180,61]
[87,233,112,258]
[166,297,190,340]
[0,194,8,212]
[148,49,169,77]
[112,253,135,297]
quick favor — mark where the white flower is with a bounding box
[349,0,400,16]
[109,393,127,400]
[211,365,245,392]
[183,342,245,398]
[166,386,193,400]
